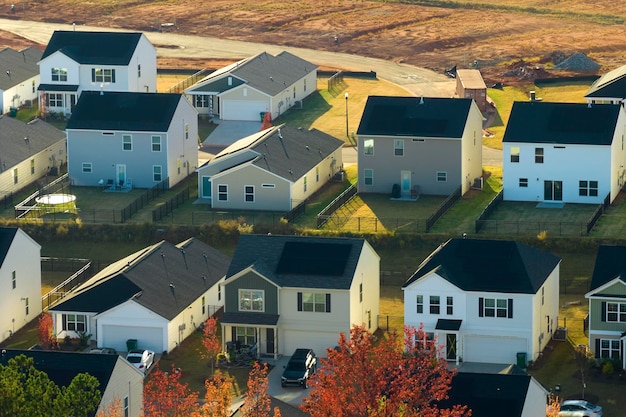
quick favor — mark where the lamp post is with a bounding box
[344,92,349,139]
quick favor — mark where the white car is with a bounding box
[126,349,155,373]
[559,400,602,417]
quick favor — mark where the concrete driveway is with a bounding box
[265,356,312,408]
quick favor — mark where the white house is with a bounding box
[38,30,157,116]
[221,234,380,358]
[585,64,626,105]
[66,91,198,189]
[503,101,626,204]
[184,51,317,121]
[403,237,560,365]
[0,227,42,344]
[0,47,42,114]
[48,238,231,354]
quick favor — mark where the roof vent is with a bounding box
[305,145,310,151]
[419,96,424,105]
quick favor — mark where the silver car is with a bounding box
[126,349,155,374]
[559,400,602,417]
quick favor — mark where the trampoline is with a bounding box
[35,193,77,215]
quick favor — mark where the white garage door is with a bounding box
[282,330,339,359]
[101,325,164,353]
[221,99,267,121]
[464,335,528,364]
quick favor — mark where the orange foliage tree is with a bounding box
[240,361,271,417]
[199,316,221,375]
[260,111,272,131]
[143,364,199,417]
[195,370,233,417]
[546,394,561,417]
[96,397,123,417]
[37,312,57,349]
[301,325,471,417]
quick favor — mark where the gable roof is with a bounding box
[188,51,316,96]
[589,245,626,291]
[356,96,473,138]
[226,234,367,290]
[0,227,18,268]
[41,31,143,65]
[211,124,343,181]
[503,101,621,145]
[585,64,626,99]
[403,238,560,294]
[66,91,182,132]
[0,116,65,170]
[0,47,42,90]
[50,238,231,320]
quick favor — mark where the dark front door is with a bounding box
[544,180,563,201]
[446,333,457,361]
[266,328,274,354]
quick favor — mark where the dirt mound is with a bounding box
[554,52,601,71]
[502,60,551,81]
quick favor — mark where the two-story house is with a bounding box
[585,245,626,369]
[585,63,626,105]
[403,237,560,365]
[38,30,157,116]
[0,227,42,344]
[0,46,42,114]
[356,96,483,197]
[66,91,198,189]
[503,101,626,204]
[220,234,380,358]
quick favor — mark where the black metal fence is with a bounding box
[152,187,191,222]
[283,200,306,223]
[425,186,462,231]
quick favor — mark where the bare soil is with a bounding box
[1,0,625,85]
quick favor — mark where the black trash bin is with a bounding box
[516,352,527,368]
[126,339,138,351]
[9,107,18,117]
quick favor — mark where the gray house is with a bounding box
[585,64,626,105]
[66,91,198,189]
[356,96,483,197]
[0,47,42,114]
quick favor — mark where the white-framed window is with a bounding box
[510,146,520,163]
[195,95,209,107]
[416,294,423,314]
[92,68,115,83]
[600,339,620,358]
[25,297,29,316]
[446,296,453,315]
[535,147,544,163]
[122,134,132,151]
[436,171,447,182]
[236,326,256,345]
[185,123,189,140]
[316,166,319,182]
[218,184,228,201]
[218,284,221,301]
[202,296,206,315]
[11,271,16,289]
[483,298,509,318]
[606,302,626,322]
[579,180,598,197]
[394,139,404,156]
[47,93,63,107]
[429,295,440,314]
[261,184,275,188]
[152,136,161,152]
[82,163,92,173]
[304,176,307,192]
[239,289,264,312]
[301,292,328,312]
[359,283,363,303]
[13,168,18,184]
[63,314,86,332]
[137,64,141,78]
[304,79,307,91]
[51,67,67,82]
[364,169,373,185]
[123,396,129,417]
[32,80,35,93]
[415,332,435,351]
[153,165,162,182]
[363,139,374,155]
[519,178,528,188]
[244,185,255,202]
[30,159,35,175]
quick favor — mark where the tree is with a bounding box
[240,361,271,417]
[199,316,221,375]
[96,397,124,417]
[260,111,272,131]
[143,364,198,417]
[196,370,233,417]
[546,394,561,417]
[37,313,57,350]
[301,325,471,417]
[55,373,102,417]
[573,344,592,399]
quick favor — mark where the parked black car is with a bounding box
[281,348,317,388]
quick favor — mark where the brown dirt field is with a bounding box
[1,0,625,85]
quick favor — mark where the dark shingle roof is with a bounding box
[0,47,42,90]
[0,116,65,170]
[51,238,231,320]
[585,64,626,99]
[66,91,181,132]
[403,238,560,294]
[41,31,143,65]
[0,349,118,393]
[0,227,18,268]
[356,96,472,138]
[221,312,280,326]
[589,245,626,291]
[503,101,620,145]
[226,234,366,289]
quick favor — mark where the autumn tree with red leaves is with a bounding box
[143,364,198,417]
[240,361,271,417]
[260,111,272,131]
[301,325,471,417]
[196,370,233,417]
[37,312,57,349]
[199,316,221,375]
[96,397,123,417]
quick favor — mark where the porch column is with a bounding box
[455,335,460,366]
[274,325,278,360]
[221,325,226,354]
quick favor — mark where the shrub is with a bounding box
[602,360,614,375]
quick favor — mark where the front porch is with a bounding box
[220,313,280,360]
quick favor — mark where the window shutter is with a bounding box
[111,69,116,83]
[595,339,600,358]
[91,68,95,82]
[508,298,514,319]
[326,293,331,313]
[478,298,483,317]
[601,301,606,322]
[231,327,236,342]
[62,314,67,330]
[297,292,302,311]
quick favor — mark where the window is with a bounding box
[304,176,307,192]
[151,136,161,152]
[394,139,404,156]
[13,168,18,184]
[51,67,67,82]
[25,297,29,315]
[202,296,206,315]
[32,80,35,93]
[519,178,528,188]
[416,295,423,314]
[481,298,512,318]
[304,79,307,91]
[364,169,373,185]
[429,295,440,314]
[415,332,435,351]
[92,68,115,83]
[218,184,228,201]
[195,95,209,107]
[436,171,447,182]
[363,139,374,155]
[239,289,264,312]
[316,166,319,182]
[153,165,162,182]
[11,271,16,289]
[510,146,520,163]
[82,163,92,173]
[244,185,255,202]
[63,314,86,332]
[218,284,221,301]
[579,180,598,197]
[261,184,275,188]
[300,292,329,313]
[47,93,63,107]
[359,283,363,303]
[122,135,132,151]
[236,327,256,345]
[606,302,626,322]
[541,287,544,306]
[446,296,453,315]
[30,159,35,175]
[137,64,141,78]
[535,147,544,163]
[185,123,189,140]
[123,396,129,417]
[600,339,620,358]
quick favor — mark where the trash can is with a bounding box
[516,352,527,368]
[9,107,18,117]
[260,112,266,122]
[126,339,138,351]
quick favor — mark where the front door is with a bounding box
[544,180,563,201]
[202,176,212,199]
[401,170,411,197]
[266,328,275,354]
[446,333,457,361]
[116,164,126,188]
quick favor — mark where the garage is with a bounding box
[281,329,339,358]
[101,324,164,353]
[463,335,528,364]
[221,99,268,121]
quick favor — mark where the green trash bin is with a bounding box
[9,107,18,117]
[516,352,527,368]
[126,339,138,351]
[260,111,266,122]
